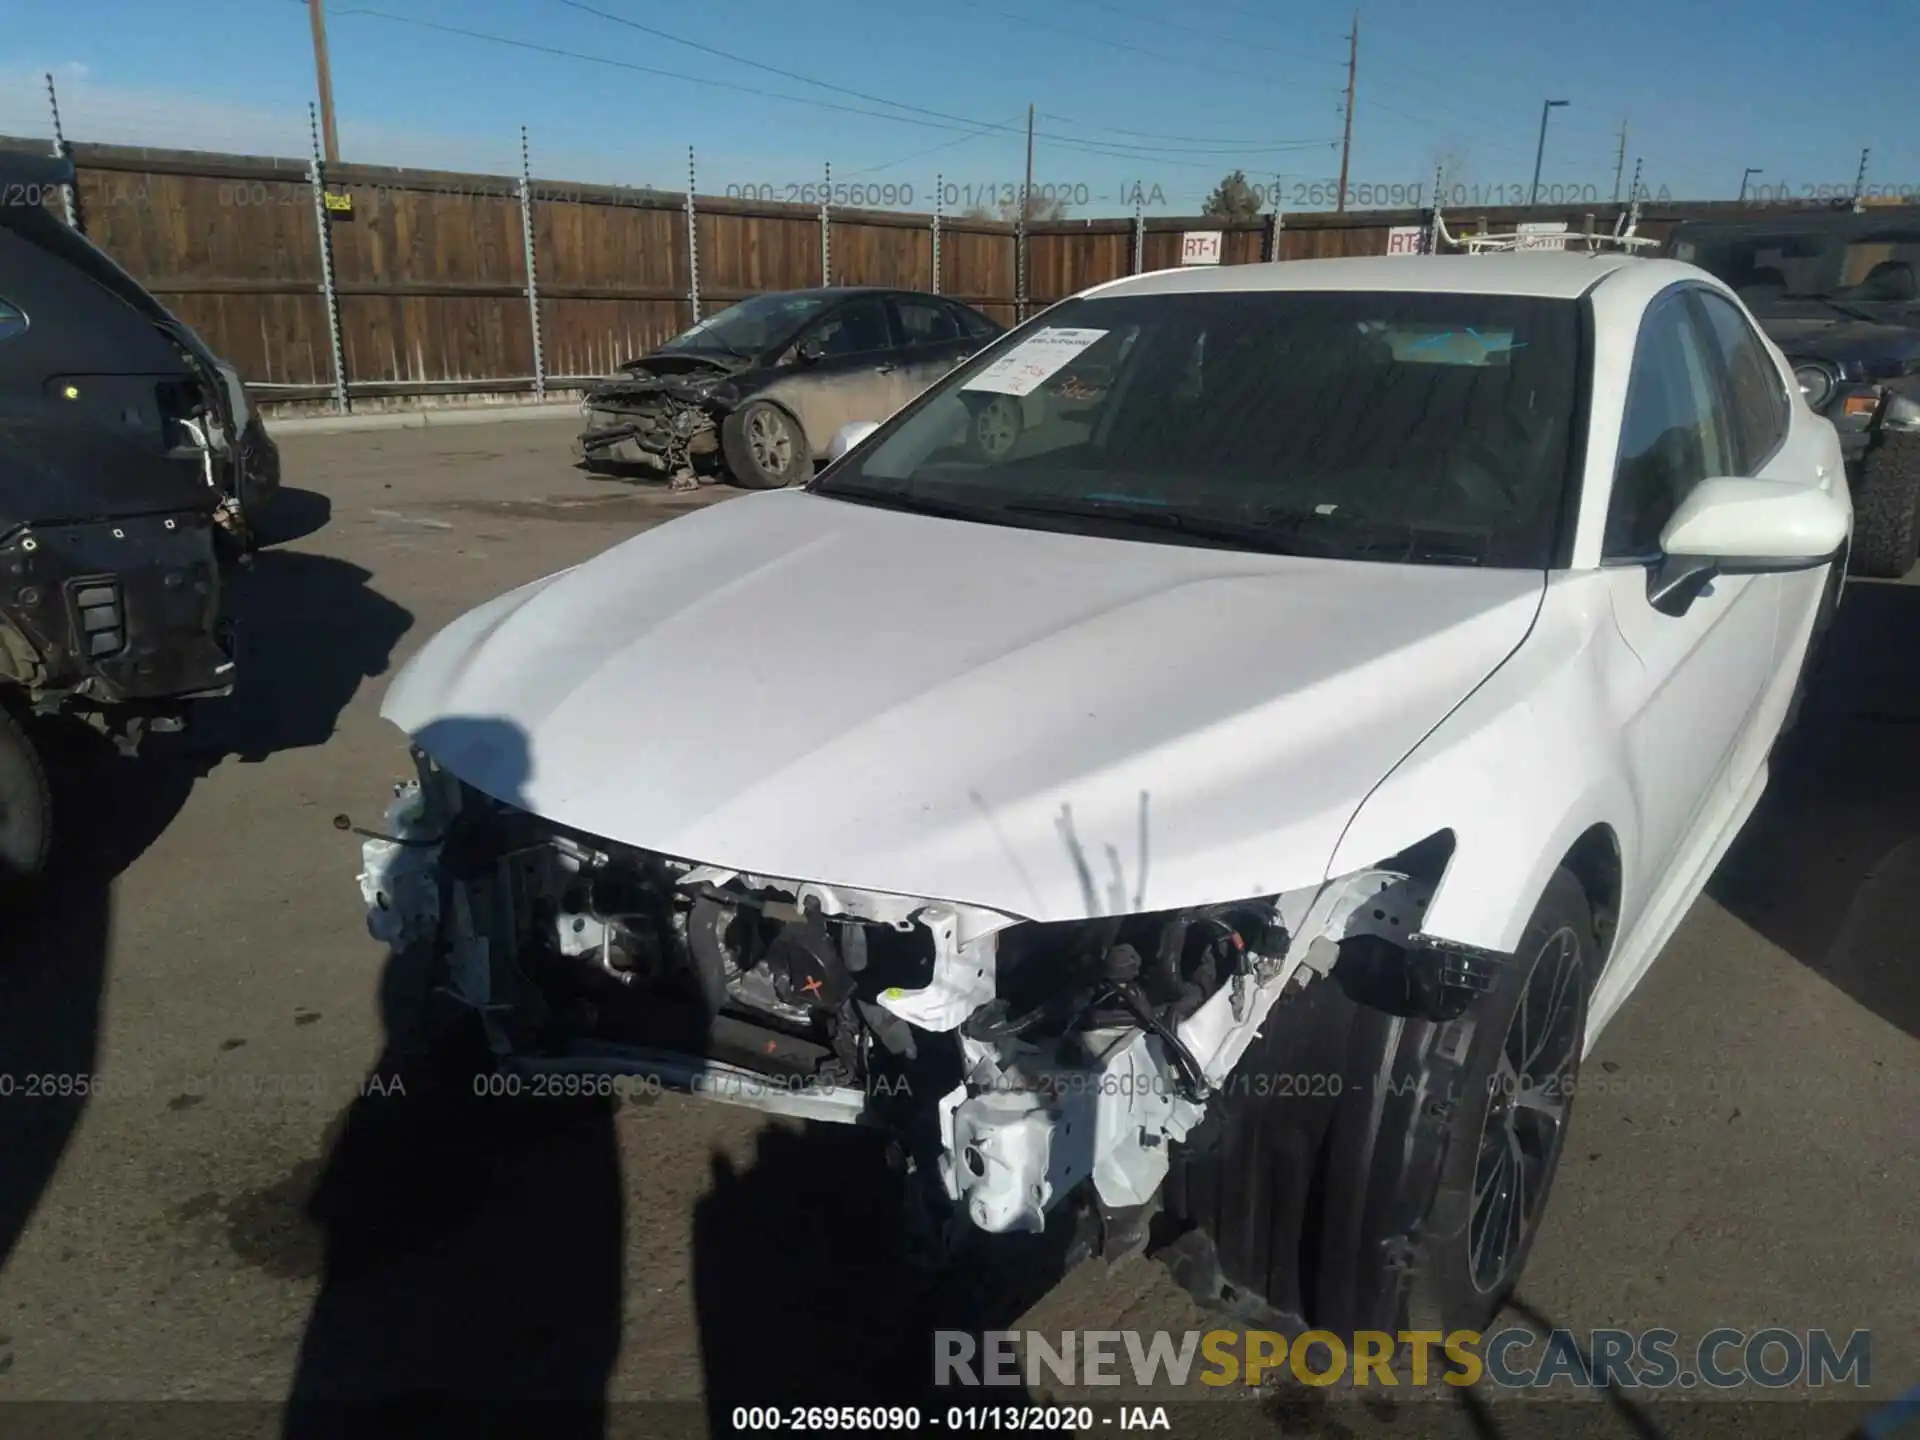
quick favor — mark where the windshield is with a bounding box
[815,290,1583,569]
[1673,228,1920,307]
[658,291,837,358]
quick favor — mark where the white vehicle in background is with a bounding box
[357,252,1850,1338]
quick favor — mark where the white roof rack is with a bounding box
[1422,162,1660,256]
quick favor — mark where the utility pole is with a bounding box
[1022,102,1035,221]
[308,0,341,165]
[1851,147,1870,211]
[1018,102,1034,321]
[1335,12,1358,214]
[1529,99,1568,206]
[1611,120,1628,204]
[1738,167,1762,203]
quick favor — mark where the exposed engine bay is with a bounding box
[575,357,734,489]
[359,750,1489,1259]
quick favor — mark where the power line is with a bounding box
[840,117,1022,179]
[332,6,1322,165]
[557,0,1322,154]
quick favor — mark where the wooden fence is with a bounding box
[5,134,1907,413]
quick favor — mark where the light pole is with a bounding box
[1739,167,1762,203]
[1529,99,1568,206]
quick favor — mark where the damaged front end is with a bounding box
[574,358,738,489]
[357,750,1489,1270]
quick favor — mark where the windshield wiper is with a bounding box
[1000,497,1329,555]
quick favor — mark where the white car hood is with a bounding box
[382,490,1544,921]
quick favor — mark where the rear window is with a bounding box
[822,289,1584,569]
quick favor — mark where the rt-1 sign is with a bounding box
[1180,231,1223,265]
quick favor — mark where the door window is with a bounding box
[1691,290,1791,474]
[804,299,892,358]
[950,302,999,341]
[1603,293,1739,559]
[892,295,962,345]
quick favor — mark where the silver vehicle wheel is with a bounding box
[973,397,1021,459]
[747,406,794,477]
[1468,924,1582,1294]
[722,401,814,489]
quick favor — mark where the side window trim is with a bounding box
[1685,286,1791,475]
[1601,284,1694,566]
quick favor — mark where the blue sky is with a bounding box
[5,0,1918,214]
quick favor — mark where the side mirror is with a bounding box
[825,420,880,464]
[796,337,826,364]
[1649,476,1850,614]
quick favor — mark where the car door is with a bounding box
[886,294,973,403]
[775,295,906,456]
[1602,285,1782,913]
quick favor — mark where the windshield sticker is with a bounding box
[963,327,1111,396]
[1375,325,1523,366]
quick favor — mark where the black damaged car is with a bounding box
[1664,210,1920,577]
[0,150,277,897]
[576,287,1002,489]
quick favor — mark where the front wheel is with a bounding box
[722,401,813,490]
[1157,867,1598,1339]
[0,704,52,906]
[1847,433,1920,580]
[1410,868,1595,1331]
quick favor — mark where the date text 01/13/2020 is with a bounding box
[728,1405,1173,1431]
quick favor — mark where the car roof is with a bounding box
[783,285,945,300]
[1082,252,1664,302]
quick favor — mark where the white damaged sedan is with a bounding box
[358,252,1851,1336]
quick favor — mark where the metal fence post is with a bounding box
[1426,163,1446,253]
[518,126,546,401]
[1131,199,1144,275]
[1015,192,1028,323]
[44,72,81,233]
[931,171,942,296]
[820,161,832,286]
[686,146,701,324]
[307,104,349,414]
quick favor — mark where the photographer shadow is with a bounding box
[282,718,625,1440]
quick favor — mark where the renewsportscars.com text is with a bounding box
[935,1327,1872,1391]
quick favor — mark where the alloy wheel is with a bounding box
[1468,924,1583,1293]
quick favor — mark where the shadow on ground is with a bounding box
[1709,578,1920,1040]
[1,490,411,1308]
[281,718,626,1440]
[0,724,194,1272]
[691,1123,1063,1431]
[176,543,413,766]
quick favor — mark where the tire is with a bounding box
[0,703,52,905]
[721,401,813,490]
[1408,868,1596,1333]
[1158,867,1597,1339]
[1847,432,1920,580]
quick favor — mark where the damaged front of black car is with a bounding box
[575,350,746,488]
